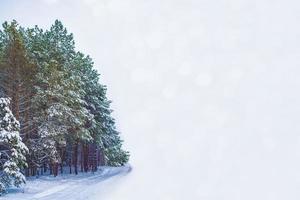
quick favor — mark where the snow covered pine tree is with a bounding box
[0,20,129,181]
[0,98,28,193]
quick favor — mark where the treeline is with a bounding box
[0,20,129,192]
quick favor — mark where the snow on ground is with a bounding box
[2,165,131,200]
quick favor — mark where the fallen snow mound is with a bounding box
[2,165,131,200]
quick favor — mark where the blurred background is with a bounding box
[1,0,300,199]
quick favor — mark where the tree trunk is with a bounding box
[49,164,53,175]
[83,143,89,172]
[69,159,72,174]
[53,162,58,177]
[80,144,83,172]
[73,139,79,175]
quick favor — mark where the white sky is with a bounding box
[1,0,300,199]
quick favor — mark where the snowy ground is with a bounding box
[2,165,131,200]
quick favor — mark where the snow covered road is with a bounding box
[2,166,131,200]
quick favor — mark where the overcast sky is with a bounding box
[1,0,300,199]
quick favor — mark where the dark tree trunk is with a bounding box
[73,139,79,175]
[83,143,89,172]
[80,144,84,172]
[53,162,58,177]
[60,163,63,174]
[50,164,53,175]
[44,163,47,173]
[69,160,72,174]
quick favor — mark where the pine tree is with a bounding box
[0,20,129,179]
[0,21,37,176]
[99,95,129,166]
[0,98,28,193]
[0,21,36,135]
[28,21,93,175]
[71,52,129,167]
